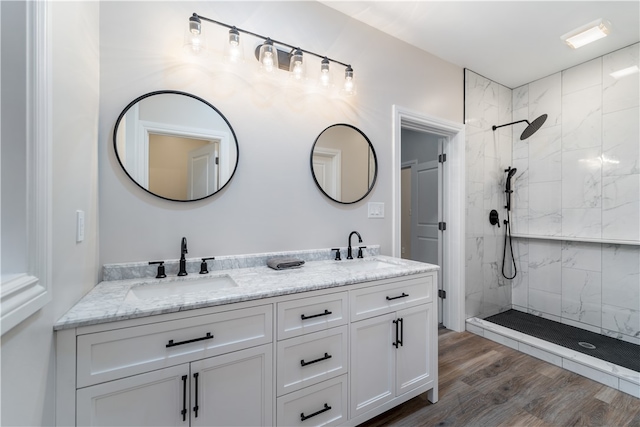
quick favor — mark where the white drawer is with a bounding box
[277,292,348,340]
[350,276,433,322]
[77,304,272,388]
[277,325,348,396]
[277,374,348,427]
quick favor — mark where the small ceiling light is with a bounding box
[224,26,244,63]
[184,14,206,54]
[289,48,305,80]
[561,18,611,49]
[343,65,356,95]
[319,57,331,87]
[259,38,278,73]
[610,65,639,79]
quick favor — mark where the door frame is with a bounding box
[392,106,465,332]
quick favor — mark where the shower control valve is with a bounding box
[489,209,500,227]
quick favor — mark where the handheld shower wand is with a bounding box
[502,167,518,280]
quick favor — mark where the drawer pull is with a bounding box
[181,375,188,422]
[301,309,332,320]
[166,332,214,348]
[300,403,331,422]
[300,352,332,367]
[386,292,408,301]
[193,372,199,418]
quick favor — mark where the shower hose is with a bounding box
[502,211,517,280]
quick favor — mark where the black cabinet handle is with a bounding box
[301,352,332,367]
[300,403,331,422]
[386,292,408,301]
[393,319,399,348]
[398,317,404,347]
[193,373,199,418]
[301,309,332,320]
[181,375,188,422]
[167,332,213,348]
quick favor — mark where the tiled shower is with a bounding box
[465,43,640,345]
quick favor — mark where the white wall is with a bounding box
[99,1,463,265]
[0,2,100,425]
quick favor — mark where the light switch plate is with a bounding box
[368,202,385,218]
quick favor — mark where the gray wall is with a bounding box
[98,1,463,266]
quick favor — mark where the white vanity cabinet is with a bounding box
[349,275,437,423]
[56,268,438,427]
[66,303,273,426]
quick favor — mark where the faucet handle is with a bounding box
[357,246,367,259]
[199,257,216,274]
[149,261,167,279]
[331,248,341,261]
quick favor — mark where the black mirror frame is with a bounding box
[310,123,378,205]
[113,90,239,202]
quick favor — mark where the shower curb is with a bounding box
[466,317,640,399]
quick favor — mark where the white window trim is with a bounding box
[1,0,52,335]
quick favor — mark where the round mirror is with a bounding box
[113,91,239,202]
[310,124,378,204]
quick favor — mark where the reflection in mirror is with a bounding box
[113,91,239,201]
[310,124,377,204]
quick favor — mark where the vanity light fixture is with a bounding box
[561,18,611,49]
[187,13,356,93]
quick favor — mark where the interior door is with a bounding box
[187,142,219,200]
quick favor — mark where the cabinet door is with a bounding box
[350,313,396,418]
[191,344,273,427]
[77,364,189,426]
[396,304,434,396]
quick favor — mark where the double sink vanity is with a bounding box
[55,246,439,426]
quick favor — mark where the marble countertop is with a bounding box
[54,252,438,331]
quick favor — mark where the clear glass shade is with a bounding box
[259,39,278,72]
[224,27,244,63]
[289,49,305,80]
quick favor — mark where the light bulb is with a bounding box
[224,27,244,63]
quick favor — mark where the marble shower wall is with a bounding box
[464,70,513,319]
[510,44,640,344]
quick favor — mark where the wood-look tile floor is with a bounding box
[358,329,640,427]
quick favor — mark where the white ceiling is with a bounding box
[321,1,640,88]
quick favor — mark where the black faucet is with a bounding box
[347,231,362,259]
[178,237,188,276]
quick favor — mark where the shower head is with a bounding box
[506,167,518,180]
[492,113,548,140]
[520,114,547,140]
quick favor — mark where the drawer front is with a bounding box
[277,326,348,396]
[277,374,348,427]
[77,304,272,388]
[277,292,348,340]
[350,275,433,322]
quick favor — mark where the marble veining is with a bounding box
[55,248,438,330]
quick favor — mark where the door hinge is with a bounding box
[215,156,219,165]
[438,222,446,231]
[438,153,447,163]
[438,289,447,299]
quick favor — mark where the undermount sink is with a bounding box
[337,259,401,272]
[125,275,238,301]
